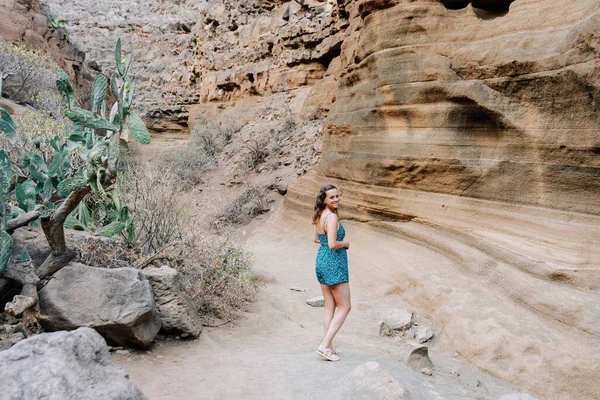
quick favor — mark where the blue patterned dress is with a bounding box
[316,216,349,286]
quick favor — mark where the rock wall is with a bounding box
[0,0,88,85]
[320,0,600,215]
[284,1,600,399]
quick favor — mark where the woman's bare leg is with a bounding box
[320,284,336,344]
[320,282,351,349]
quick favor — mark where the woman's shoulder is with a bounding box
[324,212,338,224]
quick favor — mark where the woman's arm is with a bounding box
[326,214,349,250]
[314,225,320,244]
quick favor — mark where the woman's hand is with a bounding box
[345,241,350,250]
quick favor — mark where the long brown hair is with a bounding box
[312,184,337,225]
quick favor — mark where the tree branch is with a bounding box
[6,211,41,234]
[36,248,76,282]
[41,186,91,254]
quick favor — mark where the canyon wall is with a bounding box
[0,0,89,85]
[22,0,600,398]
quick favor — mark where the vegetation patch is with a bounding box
[0,41,64,116]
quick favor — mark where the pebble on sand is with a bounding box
[306,296,325,307]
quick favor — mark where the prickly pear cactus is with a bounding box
[0,149,13,272]
[0,37,151,247]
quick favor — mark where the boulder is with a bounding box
[399,342,433,372]
[142,266,202,337]
[0,327,147,400]
[39,263,161,347]
[381,308,413,335]
[306,296,325,307]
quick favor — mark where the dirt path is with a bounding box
[114,208,531,400]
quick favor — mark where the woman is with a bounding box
[313,184,351,361]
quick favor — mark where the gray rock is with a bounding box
[39,263,161,347]
[142,266,202,337]
[415,326,434,343]
[399,342,434,372]
[277,183,288,195]
[333,361,407,399]
[420,367,433,376]
[306,296,325,307]
[381,308,413,335]
[498,393,539,400]
[0,328,147,400]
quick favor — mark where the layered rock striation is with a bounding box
[285,1,600,399]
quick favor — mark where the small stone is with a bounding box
[420,367,433,376]
[290,286,306,292]
[399,342,433,372]
[295,168,305,176]
[415,327,434,344]
[115,350,130,356]
[306,296,325,307]
[277,183,288,196]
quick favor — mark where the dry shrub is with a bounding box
[244,139,268,171]
[118,165,188,254]
[74,238,139,269]
[159,234,261,322]
[215,185,271,225]
[0,41,64,116]
[174,120,236,185]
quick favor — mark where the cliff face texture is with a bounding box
[22,0,600,398]
[0,0,88,84]
[286,1,600,399]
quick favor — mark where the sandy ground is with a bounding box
[114,206,534,400]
